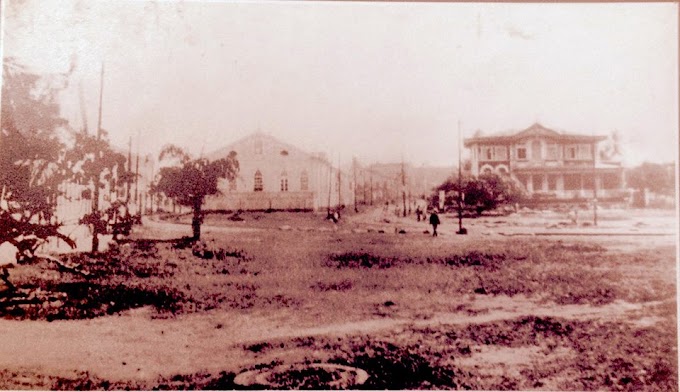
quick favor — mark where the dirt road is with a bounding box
[0,293,665,382]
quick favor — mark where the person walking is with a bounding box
[429,209,441,237]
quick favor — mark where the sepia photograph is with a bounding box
[0,0,678,390]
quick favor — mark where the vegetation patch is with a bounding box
[326,252,405,269]
[327,250,523,270]
[547,241,606,253]
[265,366,342,389]
[0,281,183,321]
[311,280,354,292]
[245,342,273,353]
[274,313,677,391]
[326,243,673,306]
[433,251,511,270]
[476,265,625,305]
[0,238,261,320]
[337,341,462,390]
[190,241,251,261]
[455,316,574,347]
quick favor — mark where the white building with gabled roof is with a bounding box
[205,132,353,212]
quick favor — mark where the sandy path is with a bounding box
[142,217,263,236]
[0,295,663,382]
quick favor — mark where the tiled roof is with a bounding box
[464,123,607,147]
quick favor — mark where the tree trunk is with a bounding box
[192,199,202,240]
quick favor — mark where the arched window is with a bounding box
[300,170,309,191]
[280,170,288,192]
[254,170,263,192]
[480,164,494,175]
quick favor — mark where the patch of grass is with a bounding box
[561,319,678,391]
[0,281,183,321]
[477,264,625,305]
[456,316,574,347]
[199,371,238,390]
[190,241,251,261]
[332,340,463,390]
[266,366,342,389]
[286,312,677,391]
[547,241,606,253]
[327,252,404,269]
[433,251,512,270]
[311,280,354,292]
[1,237,263,320]
[325,242,674,305]
[245,342,272,353]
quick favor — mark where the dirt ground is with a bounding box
[0,206,677,390]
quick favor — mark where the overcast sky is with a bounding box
[2,0,678,167]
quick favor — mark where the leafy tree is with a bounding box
[63,130,134,253]
[625,162,675,196]
[433,172,525,216]
[625,162,675,208]
[154,145,239,240]
[0,58,76,263]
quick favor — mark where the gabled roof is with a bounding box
[205,132,349,173]
[515,123,561,139]
[464,123,607,147]
[207,132,322,162]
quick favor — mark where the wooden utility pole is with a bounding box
[353,157,358,212]
[134,131,140,213]
[592,141,598,226]
[126,136,132,202]
[149,156,155,214]
[457,120,466,235]
[91,63,105,253]
[327,156,332,215]
[370,170,373,205]
[401,156,406,217]
[337,154,342,207]
[362,170,367,205]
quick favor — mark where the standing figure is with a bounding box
[429,209,441,237]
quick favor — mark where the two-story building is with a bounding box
[464,123,625,202]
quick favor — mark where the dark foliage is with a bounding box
[0,58,76,262]
[154,145,239,239]
[626,162,675,195]
[327,252,405,269]
[332,340,462,390]
[0,281,183,321]
[65,131,135,252]
[433,172,525,215]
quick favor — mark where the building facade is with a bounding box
[464,123,625,201]
[204,133,353,211]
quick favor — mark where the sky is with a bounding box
[2,0,678,167]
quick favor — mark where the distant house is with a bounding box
[464,123,626,202]
[204,132,353,211]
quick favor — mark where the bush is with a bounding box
[432,173,525,216]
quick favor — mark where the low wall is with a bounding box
[205,191,316,211]
[523,189,629,207]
